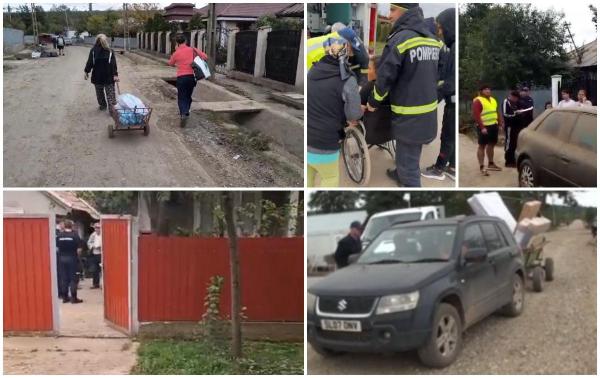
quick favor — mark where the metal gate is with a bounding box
[160,32,166,54]
[102,216,132,334]
[265,30,301,85]
[202,27,231,74]
[4,215,57,333]
[235,30,258,74]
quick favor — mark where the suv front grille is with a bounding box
[318,296,376,314]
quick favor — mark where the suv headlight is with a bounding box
[307,292,317,314]
[376,291,419,314]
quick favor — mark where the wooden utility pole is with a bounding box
[206,3,217,76]
[122,3,129,51]
[31,3,39,45]
[223,192,242,359]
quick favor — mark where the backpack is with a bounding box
[191,48,210,81]
[57,37,64,47]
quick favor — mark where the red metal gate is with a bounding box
[4,215,57,333]
[101,216,131,333]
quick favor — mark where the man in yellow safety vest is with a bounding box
[472,84,504,176]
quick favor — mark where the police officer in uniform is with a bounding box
[56,220,84,303]
[366,3,443,187]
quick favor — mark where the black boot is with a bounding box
[71,297,83,304]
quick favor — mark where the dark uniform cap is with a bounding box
[391,3,420,10]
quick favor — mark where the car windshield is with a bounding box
[362,213,423,242]
[357,225,457,264]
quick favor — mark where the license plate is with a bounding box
[321,319,362,332]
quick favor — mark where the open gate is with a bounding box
[101,216,135,334]
[4,215,58,333]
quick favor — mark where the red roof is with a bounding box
[45,191,101,219]
[196,3,297,19]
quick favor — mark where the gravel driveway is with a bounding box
[308,224,596,374]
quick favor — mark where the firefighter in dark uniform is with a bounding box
[367,3,443,187]
[334,221,363,269]
[56,220,84,303]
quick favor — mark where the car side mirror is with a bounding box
[464,247,487,263]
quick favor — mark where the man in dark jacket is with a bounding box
[502,90,522,167]
[307,36,363,187]
[517,87,534,127]
[334,221,363,268]
[421,7,456,181]
[367,4,442,187]
[56,220,84,303]
[84,34,119,111]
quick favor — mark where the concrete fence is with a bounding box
[136,29,303,89]
[83,36,139,49]
[3,28,25,54]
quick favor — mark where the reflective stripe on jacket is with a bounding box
[367,6,443,145]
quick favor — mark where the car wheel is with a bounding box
[417,303,462,368]
[518,159,537,187]
[532,266,544,292]
[500,273,525,317]
[544,258,554,281]
[310,343,346,358]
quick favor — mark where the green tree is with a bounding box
[86,14,107,35]
[459,3,569,97]
[590,5,598,30]
[308,191,360,213]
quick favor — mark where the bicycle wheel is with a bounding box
[342,125,371,185]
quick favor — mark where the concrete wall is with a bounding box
[83,36,138,49]
[4,28,24,54]
[3,191,67,216]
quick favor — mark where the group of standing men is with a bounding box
[56,220,102,304]
[472,85,593,176]
[307,3,456,187]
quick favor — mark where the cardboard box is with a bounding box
[518,201,542,222]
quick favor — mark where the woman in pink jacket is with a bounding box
[168,33,208,127]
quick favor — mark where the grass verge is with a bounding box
[132,339,303,375]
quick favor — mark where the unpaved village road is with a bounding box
[308,223,597,374]
[3,46,300,187]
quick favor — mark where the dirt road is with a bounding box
[3,337,138,374]
[3,46,300,187]
[308,224,596,374]
[458,134,517,187]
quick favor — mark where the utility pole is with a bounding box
[64,8,69,30]
[565,22,582,64]
[7,5,12,22]
[31,3,39,45]
[206,3,217,77]
[122,3,129,51]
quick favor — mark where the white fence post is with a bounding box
[254,26,272,78]
[226,28,239,71]
[295,33,304,88]
[165,31,171,55]
[157,31,163,53]
[150,32,155,51]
